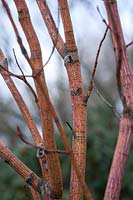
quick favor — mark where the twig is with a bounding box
[126,40,133,48]
[17,126,71,155]
[13,48,25,77]
[13,49,38,103]
[2,0,30,61]
[66,122,77,139]
[34,1,60,77]
[85,27,108,103]
[94,85,121,119]
[0,52,43,145]
[97,6,111,29]
[36,0,64,58]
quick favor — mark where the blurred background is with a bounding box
[0,0,132,199]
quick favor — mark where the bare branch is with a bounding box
[104,1,133,199]
[2,0,30,62]
[126,40,133,48]
[0,140,42,193]
[36,0,64,58]
[94,85,121,119]
[13,1,63,198]
[85,27,108,103]
[59,0,93,199]
[34,0,61,77]
[17,126,72,155]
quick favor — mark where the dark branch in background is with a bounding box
[93,85,121,119]
[85,27,108,103]
[17,126,71,155]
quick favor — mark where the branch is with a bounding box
[85,27,108,103]
[0,49,42,145]
[103,1,133,199]
[58,1,93,199]
[17,126,71,155]
[36,0,64,58]
[97,6,111,30]
[93,85,121,119]
[0,140,42,193]
[13,1,63,198]
[126,40,133,48]
[13,48,38,103]
[30,187,40,200]
[35,47,93,200]
[1,0,30,63]
[0,49,48,197]
[33,0,61,77]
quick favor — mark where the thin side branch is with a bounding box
[85,27,108,103]
[17,126,72,155]
[13,48,38,103]
[126,40,133,48]
[94,85,121,119]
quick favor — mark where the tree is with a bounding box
[0,0,133,200]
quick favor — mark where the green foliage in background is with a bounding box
[0,105,133,200]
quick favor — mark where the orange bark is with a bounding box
[37,0,93,198]
[30,187,40,200]
[12,0,63,198]
[36,0,64,58]
[58,0,88,199]
[35,74,93,200]
[1,1,93,199]
[0,140,41,193]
